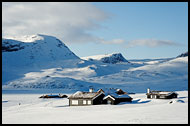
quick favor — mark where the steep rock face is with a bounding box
[2,40,25,52]
[100,53,129,64]
[177,52,188,58]
[82,53,129,64]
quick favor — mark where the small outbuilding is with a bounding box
[146,88,178,99]
[39,94,68,98]
[103,94,132,105]
[103,88,132,105]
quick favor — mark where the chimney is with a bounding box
[89,88,94,93]
[147,88,150,93]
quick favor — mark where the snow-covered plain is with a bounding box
[2,91,188,124]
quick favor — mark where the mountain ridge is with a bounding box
[2,34,188,93]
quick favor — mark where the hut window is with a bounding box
[83,100,86,104]
[107,100,112,104]
[160,95,165,98]
[151,95,157,99]
[72,100,78,105]
[87,100,91,105]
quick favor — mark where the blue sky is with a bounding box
[2,2,188,59]
[70,2,188,59]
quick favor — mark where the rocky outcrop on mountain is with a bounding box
[82,53,129,64]
[177,52,188,58]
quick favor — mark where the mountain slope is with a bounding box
[2,34,80,84]
[2,34,79,66]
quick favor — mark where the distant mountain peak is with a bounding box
[177,52,188,58]
[82,53,129,64]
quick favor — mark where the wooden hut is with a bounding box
[146,88,178,99]
[103,93,132,105]
[68,88,105,106]
[39,94,68,98]
[103,88,132,105]
[68,88,133,106]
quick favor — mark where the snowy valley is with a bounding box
[2,34,188,93]
[2,34,188,124]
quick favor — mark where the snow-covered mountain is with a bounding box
[82,53,129,64]
[2,34,81,84]
[2,34,188,93]
[2,34,79,64]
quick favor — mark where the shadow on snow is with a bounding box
[118,99,151,105]
[54,105,70,108]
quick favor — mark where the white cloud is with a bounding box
[126,39,182,48]
[101,39,125,44]
[2,2,119,44]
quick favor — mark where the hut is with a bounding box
[68,88,105,106]
[68,88,133,106]
[146,88,178,99]
[103,88,132,105]
[39,94,68,98]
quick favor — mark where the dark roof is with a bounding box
[147,91,178,96]
[104,88,127,95]
[103,94,131,100]
[68,88,130,100]
[104,88,131,100]
[68,91,103,99]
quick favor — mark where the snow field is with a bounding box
[2,91,188,124]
